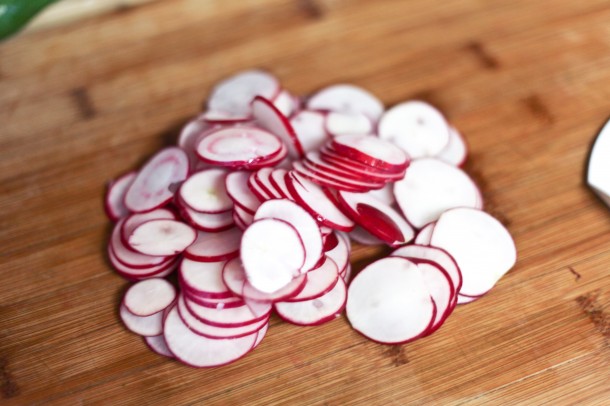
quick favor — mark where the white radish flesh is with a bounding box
[331,134,409,171]
[179,169,233,213]
[286,256,339,302]
[252,96,304,158]
[208,70,279,118]
[179,205,235,232]
[225,171,262,213]
[128,219,196,256]
[144,334,174,358]
[290,110,328,153]
[325,112,374,136]
[414,222,436,245]
[179,259,232,298]
[105,171,136,221]
[184,228,242,262]
[123,278,177,317]
[306,84,384,121]
[436,126,468,166]
[120,303,164,336]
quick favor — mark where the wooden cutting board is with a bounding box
[1,0,609,404]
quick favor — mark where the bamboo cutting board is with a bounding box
[1,0,609,404]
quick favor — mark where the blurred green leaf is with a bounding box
[0,0,60,41]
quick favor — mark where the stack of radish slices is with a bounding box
[104,70,516,367]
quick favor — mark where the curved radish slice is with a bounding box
[128,219,196,256]
[185,291,244,310]
[222,257,307,303]
[121,208,177,245]
[393,158,480,229]
[436,126,467,166]
[241,219,306,293]
[286,256,339,302]
[285,174,355,232]
[346,257,435,344]
[178,259,232,299]
[306,84,384,121]
[319,147,406,179]
[417,262,454,334]
[368,183,396,206]
[111,219,169,269]
[304,151,372,181]
[587,117,610,206]
[164,306,258,367]
[457,294,479,305]
[184,293,271,328]
[179,205,235,232]
[178,119,211,169]
[252,96,304,158]
[184,227,242,262]
[199,111,251,124]
[225,171,262,214]
[123,278,177,316]
[120,303,164,336]
[254,168,283,199]
[208,69,280,117]
[391,244,462,294]
[292,161,382,191]
[176,296,267,339]
[247,172,273,201]
[124,147,189,213]
[144,334,174,358]
[325,232,350,273]
[253,322,268,348]
[179,169,233,213]
[325,112,373,136]
[330,135,409,171]
[273,90,297,117]
[274,278,347,326]
[290,110,328,153]
[348,225,384,246]
[430,208,516,296]
[336,191,414,246]
[108,246,178,280]
[196,127,286,168]
[378,101,450,159]
[254,199,323,273]
[269,169,292,199]
[415,222,436,245]
[233,205,254,227]
[105,171,136,221]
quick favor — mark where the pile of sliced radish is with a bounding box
[104,69,516,367]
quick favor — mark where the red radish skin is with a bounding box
[110,219,170,269]
[121,208,178,247]
[285,256,339,302]
[120,303,165,336]
[330,134,409,171]
[436,126,468,167]
[184,228,242,262]
[124,147,190,213]
[251,96,304,158]
[105,171,136,221]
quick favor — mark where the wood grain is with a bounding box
[1,0,609,404]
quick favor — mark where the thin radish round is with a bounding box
[416,262,454,334]
[269,168,292,199]
[123,278,177,317]
[430,208,516,296]
[178,259,232,298]
[179,169,233,213]
[290,110,328,153]
[273,89,297,117]
[325,232,350,273]
[292,160,382,191]
[393,158,480,229]
[127,219,196,256]
[121,208,177,245]
[436,126,467,166]
[252,96,304,158]
[184,227,242,262]
[179,205,235,232]
[241,218,306,293]
[274,277,346,326]
[196,127,286,168]
[108,246,178,280]
[254,199,323,273]
[184,294,271,328]
[164,305,258,367]
[346,257,435,344]
[286,256,339,302]
[306,84,384,121]
[208,70,279,118]
[105,171,136,221]
[330,134,409,171]
[225,171,262,214]
[325,112,374,136]
[415,222,436,245]
[144,334,174,358]
[254,167,283,199]
[120,303,164,336]
[124,147,189,213]
[110,219,169,269]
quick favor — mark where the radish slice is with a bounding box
[208,70,279,118]
[178,119,211,169]
[127,219,196,256]
[120,303,164,336]
[179,169,233,213]
[184,294,271,327]
[285,174,355,231]
[274,278,347,326]
[290,110,328,153]
[391,244,462,294]
[225,171,262,214]
[393,158,480,229]
[304,151,374,181]
[417,262,454,333]
[251,96,304,158]
[273,90,297,117]
[325,232,350,273]
[292,161,382,191]
[253,167,283,199]
[233,205,254,227]
[105,171,136,221]
[179,259,232,299]
[368,183,396,206]
[269,168,292,199]
[123,278,177,317]
[144,335,174,358]
[335,191,414,246]
[184,227,242,262]
[196,127,286,168]
[121,209,177,245]
[108,246,178,280]
[179,205,235,232]
[200,111,251,124]
[253,322,268,348]
[319,147,406,179]
[457,294,480,304]
[330,135,409,171]
[286,256,339,302]
[185,292,244,310]
[325,112,373,136]
[379,101,450,158]
[110,219,169,269]
[241,219,306,293]
[587,117,610,206]
[346,257,435,344]
[349,226,384,246]
[430,208,516,296]
[415,222,436,245]
[254,199,323,273]
[247,172,274,201]
[436,126,467,166]
[306,84,384,121]
[222,257,307,303]
[164,306,258,367]
[124,147,189,213]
